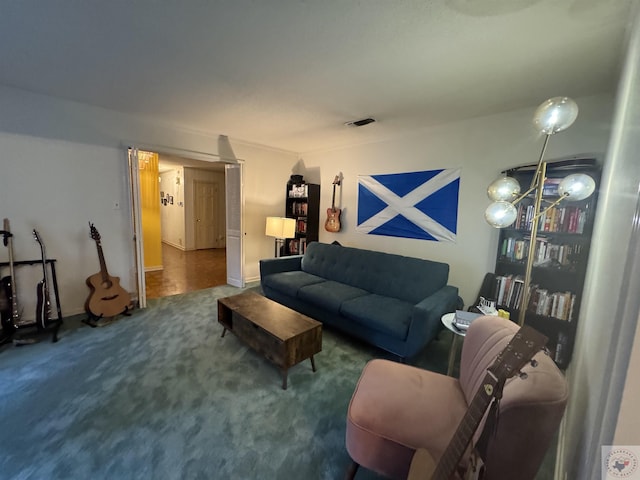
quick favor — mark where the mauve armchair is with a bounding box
[345,315,568,480]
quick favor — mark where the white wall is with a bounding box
[0,132,131,321]
[300,94,613,306]
[0,85,295,316]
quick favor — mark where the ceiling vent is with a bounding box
[345,117,376,127]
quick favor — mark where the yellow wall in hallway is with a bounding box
[139,151,162,269]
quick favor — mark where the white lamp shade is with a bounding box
[487,176,521,202]
[533,97,579,135]
[265,217,296,239]
[485,201,518,228]
[558,173,596,201]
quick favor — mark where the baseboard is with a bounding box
[144,265,164,272]
[162,240,186,251]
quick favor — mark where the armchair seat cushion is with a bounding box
[341,295,414,340]
[346,359,467,480]
[298,281,368,314]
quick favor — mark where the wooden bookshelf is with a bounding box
[490,157,601,368]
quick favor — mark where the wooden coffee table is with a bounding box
[217,292,322,389]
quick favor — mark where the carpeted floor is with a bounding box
[0,283,553,479]
[0,283,444,479]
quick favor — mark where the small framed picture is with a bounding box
[161,191,165,198]
[169,196,174,205]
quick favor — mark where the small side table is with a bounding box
[441,312,466,376]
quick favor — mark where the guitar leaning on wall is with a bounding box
[1,218,29,342]
[406,325,548,480]
[33,230,52,330]
[85,223,133,320]
[324,175,342,232]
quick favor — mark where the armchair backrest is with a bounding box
[458,316,569,480]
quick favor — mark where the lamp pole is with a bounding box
[518,159,547,327]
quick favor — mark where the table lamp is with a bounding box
[265,217,296,257]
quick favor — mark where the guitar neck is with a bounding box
[432,372,499,480]
[96,243,110,282]
[3,219,19,322]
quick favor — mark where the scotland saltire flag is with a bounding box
[357,169,460,242]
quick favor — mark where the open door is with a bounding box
[225,163,244,287]
[127,147,147,308]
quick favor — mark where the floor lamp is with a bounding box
[265,217,296,258]
[484,97,596,326]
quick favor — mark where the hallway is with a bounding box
[145,243,227,299]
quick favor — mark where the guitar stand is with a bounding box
[82,305,132,328]
[10,319,64,347]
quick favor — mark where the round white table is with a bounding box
[441,312,466,376]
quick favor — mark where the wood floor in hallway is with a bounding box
[145,243,227,299]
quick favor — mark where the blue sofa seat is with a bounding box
[260,242,459,360]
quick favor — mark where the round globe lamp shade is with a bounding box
[558,173,596,201]
[533,97,579,135]
[487,176,521,202]
[485,201,518,228]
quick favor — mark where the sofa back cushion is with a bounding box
[301,242,449,304]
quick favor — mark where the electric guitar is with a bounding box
[407,324,548,480]
[85,223,133,319]
[324,175,342,232]
[33,230,52,330]
[1,218,24,338]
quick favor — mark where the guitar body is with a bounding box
[35,279,50,330]
[325,207,342,233]
[0,275,15,337]
[325,174,342,232]
[85,272,131,318]
[85,223,133,319]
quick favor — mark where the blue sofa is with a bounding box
[259,242,459,360]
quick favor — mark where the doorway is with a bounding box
[128,147,242,303]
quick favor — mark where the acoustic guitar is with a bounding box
[407,325,548,480]
[85,223,133,319]
[324,175,342,232]
[33,230,52,330]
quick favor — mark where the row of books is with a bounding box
[512,204,589,234]
[493,274,577,321]
[499,236,584,267]
[295,218,307,234]
[290,201,308,216]
[287,238,307,255]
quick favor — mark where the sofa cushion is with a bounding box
[341,294,413,340]
[298,281,369,314]
[301,242,449,304]
[261,271,325,298]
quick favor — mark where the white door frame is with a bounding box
[126,144,243,307]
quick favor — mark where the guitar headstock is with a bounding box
[488,325,548,383]
[33,229,42,245]
[89,222,101,244]
[333,174,342,186]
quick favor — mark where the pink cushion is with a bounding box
[346,359,467,480]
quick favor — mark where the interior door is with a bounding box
[225,163,244,287]
[127,148,146,308]
[194,180,217,249]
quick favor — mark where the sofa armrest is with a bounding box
[405,285,459,358]
[259,255,303,278]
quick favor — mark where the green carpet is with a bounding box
[0,283,454,479]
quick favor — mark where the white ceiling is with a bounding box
[0,0,634,154]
